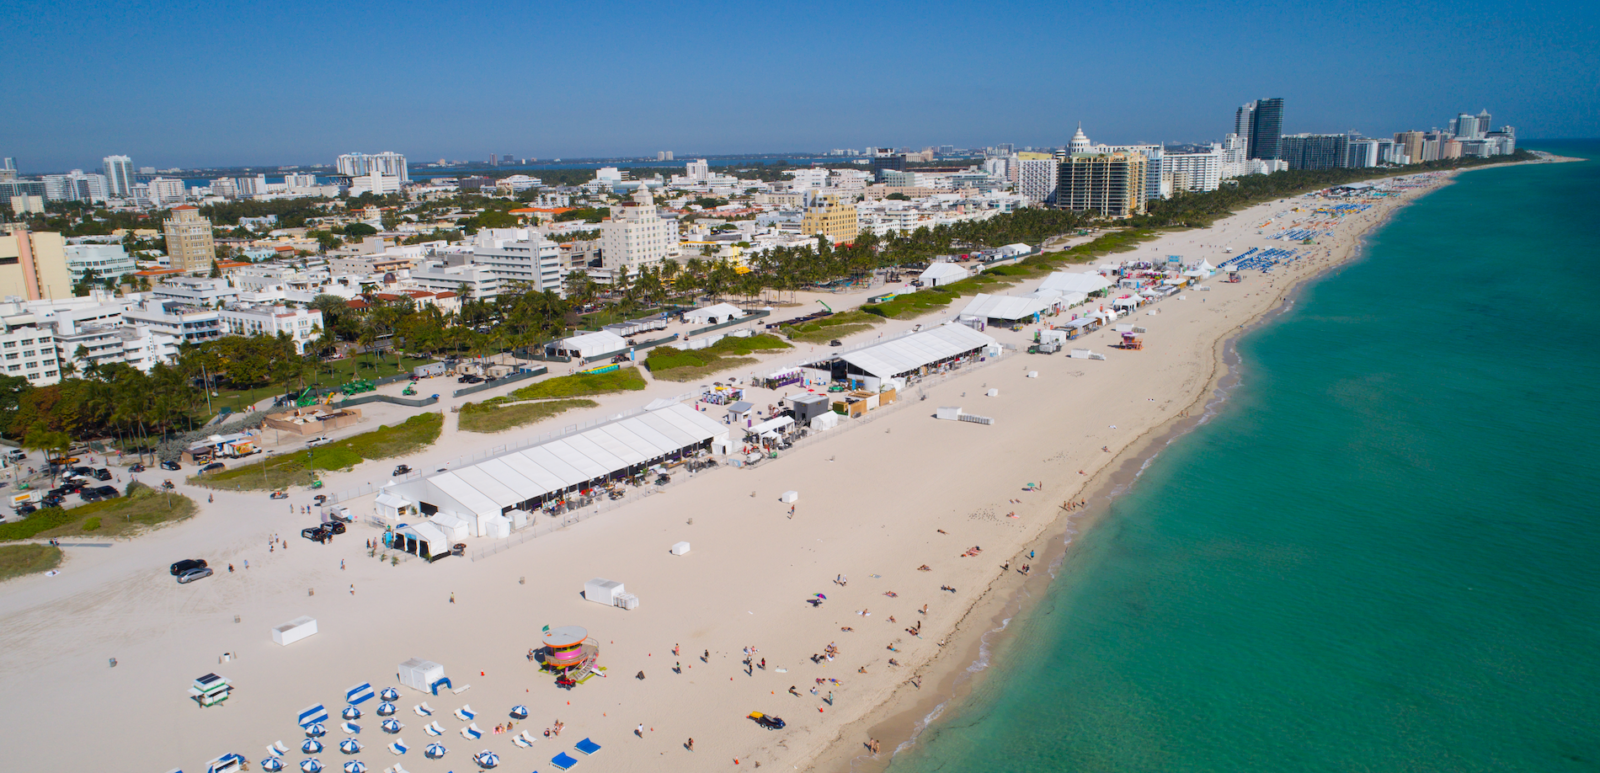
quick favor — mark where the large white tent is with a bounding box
[381,403,729,533]
[682,303,743,325]
[1039,271,1112,296]
[827,324,995,389]
[548,330,628,359]
[919,263,969,287]
[957,293,1052,323]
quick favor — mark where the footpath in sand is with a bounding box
[0,171,1465,773]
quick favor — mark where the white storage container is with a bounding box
[272,616,318,646]
[584,578,624,605]
[670,541,691,556]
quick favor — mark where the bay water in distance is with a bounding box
[887,141,1600,773]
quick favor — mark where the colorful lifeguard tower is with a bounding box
[538,626,602,685]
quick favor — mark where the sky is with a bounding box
[4,0,1596,172]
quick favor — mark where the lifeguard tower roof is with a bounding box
[543,626,588,648]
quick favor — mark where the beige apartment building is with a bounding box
[799,193,860,243]
[164,205,217,273]
[1055,152,1148,218]
[0,226,73,300]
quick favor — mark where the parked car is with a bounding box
[54,483,83,496]
[829,339,843,347]
[94,486,118,498]
[79,489,103,503]
[301,525,329,541]
[170,559,208,576]
[749,712,787,730]
[70,466,94,476]
[323,520,347,534]
[177,566,213,584]
[200,462,226,474]
[16,503,37,515]
[93,468,112,481]
[6,449,25,462]
[313,494,328,505]
[160,460,181,471]
[306,437,330,447]
[41,495,63,507]
[393,465,411,476]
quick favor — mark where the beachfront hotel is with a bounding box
[1054,152,1148,218]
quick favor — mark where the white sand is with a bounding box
[0,172,1472,772]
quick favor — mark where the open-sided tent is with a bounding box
[957,293,1051,324]
[394,522,450,560]
[827,324,995,390]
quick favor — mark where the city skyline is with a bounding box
[3,0,1595,171]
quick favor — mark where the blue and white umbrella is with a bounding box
[301,739,324,754]
[261,758,284,772]
[342,706,362,721]
[339,738,362,755]
[509,705,529,720]
[381,719,402,734]
[379,688,399,702]
[424,743,447,759]
[299,759,323,773]
[305,724,327,738]
[474,750,500,768]
[343,761,367,773]
[376,702,396,717]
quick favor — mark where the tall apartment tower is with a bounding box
[336,152,409,184]
[103,155,135,198]
[1054,152,1147,218]
[599,185,676,279]
[1244,98,1285,161]
[163,205,217,274]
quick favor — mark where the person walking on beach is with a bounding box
[449,593,455,604]
[636,723,644,738]
[687,738,694,751]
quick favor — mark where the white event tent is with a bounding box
[1039,271,1112,296]
[957,293,1052,324]
[918,263,969,287]
[683,303,744,325]
[548,330,628,359]
[825,324,996,390]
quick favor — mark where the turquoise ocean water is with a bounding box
[888,142,1600,773]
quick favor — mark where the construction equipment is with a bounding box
[817,300,833,314]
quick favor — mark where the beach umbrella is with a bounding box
[509,705,529,720]
[301,739,324,754]
[381,719,402,734]
[424,743,447,759]
[379,688,400,702]
[261,758,284,772]
[342,706,362,721]
[376,702,396,716]
[339,738,362,755]
[299,759,323,773]
[305,724,327,738]
[343,762,366,773]
[475,750,500,768]
[815,593,826,600]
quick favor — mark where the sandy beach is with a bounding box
[0,162,1558,773]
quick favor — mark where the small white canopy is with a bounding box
[683,303,743,325]
[1111,296,1141,308]
[745,415,795,437]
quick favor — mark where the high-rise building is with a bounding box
[1234,103,1256,148]
[1394,131,1426,165]
[1280,134,1350,171]
[0,227,73,301]
[1017,154,1059,204]
[42,171,109,203]
[1220,133,1250,178]
[600,185,676,278]
[147,177,185,204]
[336,152,409,184]
[1068,124,1092,155]
[102,155,134,198]
[799,192,860,244]
[869,149,906,183]
[163,205,217,274]
[1162,145,1224,193]
[1345,139,1380,169]
[685,159,710,183]
[1247,98,1284,161]
[1054,152,1147,218]
[489,154,499,166]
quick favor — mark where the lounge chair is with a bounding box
[387,739,409,756]
[453,705,475,721]
[513,731,536,749]
[461,723,482,740]
[424,721,444,736]
[342,721,361,734]
[551,751,579,770]
[575,738,602,755]
[413,702,433,717]
[269,740,289,756]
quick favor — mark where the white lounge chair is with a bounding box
[461,722,482,740]
[513,731,536,749]
[453,705,475,721]
[424,721,444,736]
[268,740,289,756]
[342,721,361,734]
[413,702,433,717]
[388,739,409,755]
[450,683,471,694]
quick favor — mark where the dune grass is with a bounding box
[0,543,62,581]
[781,310,885,343]
[459,398,598,433]
[646,334,790,382]
[193,412,444,490]
[0,483,196,542]
[512,367,646,400]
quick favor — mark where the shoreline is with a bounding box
[796,160,1546,773]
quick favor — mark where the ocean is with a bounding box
[886,141,1600,773]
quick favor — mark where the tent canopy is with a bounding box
[1039,271,1112,295]
[552,331,627,359]
[958,293,1050,322]
[836,325,995,380]
[683,303,743,324]
[744,416,795,437]
[918,263,969,286]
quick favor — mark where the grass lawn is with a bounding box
[193,412,444,490]
[0,543,62,581]
[512,367,647,400]
[646,334,791,382]
[0,483,197,542]
[459,398,598,433]
[862,274,1022,320]
[206,353,440,416]
[781,310,885,343]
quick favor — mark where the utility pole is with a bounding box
[200,362,215,416]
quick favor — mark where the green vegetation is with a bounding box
[512,367,646,400]
[459,398,598,433]
[555,207,608,223]
[0,483,197,542]
[646,334,791,382]
[195,412,444,490]
[781,310,886,343]
[0,544,62,582]
[862,273,1021,320]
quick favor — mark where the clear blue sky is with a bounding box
[5,0,1595,172]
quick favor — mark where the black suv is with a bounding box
[80,489,103,503]
[94,486,118,499]
[170,558,208,576]
[160,460,181,471]
[93,469,112,481]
